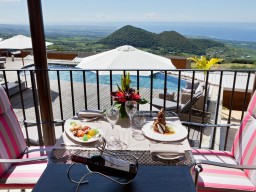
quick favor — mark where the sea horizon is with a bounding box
[1,22,256,42]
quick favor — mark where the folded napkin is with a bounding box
[150,143,185,158]
[77,111,103,119]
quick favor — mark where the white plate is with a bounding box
[155,154,181,160]
[142,121,188,142]
[64,120,103,143]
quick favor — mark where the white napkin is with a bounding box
[150,143,185,158]
[77,111,103,119]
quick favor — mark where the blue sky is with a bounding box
[0,0,256,25]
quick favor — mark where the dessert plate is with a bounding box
[142,121,188,142]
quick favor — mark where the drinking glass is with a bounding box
[133,111,146,141]
[105,106,122,150]
[125,100,144,140]
[125,100,137,128]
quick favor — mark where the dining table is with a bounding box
[32,111,196,192]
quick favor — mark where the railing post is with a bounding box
[253,72,256,94]
[27,0,56,145]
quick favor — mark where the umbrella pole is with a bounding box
[21,50,28,87]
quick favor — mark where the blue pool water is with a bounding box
[24,64,186,92]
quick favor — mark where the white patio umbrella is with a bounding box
[0,35,53,66]
[76,45,175,76]
[0,35,53,86]
[0,34,52,50]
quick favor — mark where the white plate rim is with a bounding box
[64,120,103,143]
[142,121,188,142]
[155,154,181,160]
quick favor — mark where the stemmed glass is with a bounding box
[125,100,137,128]
[133,111,146,141]
[125,100,145,140]
[105,106,122,150]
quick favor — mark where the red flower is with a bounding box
[116,91,125,98]
[111,91,127,103]
[118,98,127,103]
[131,93,141,100]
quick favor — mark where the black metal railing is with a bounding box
[0,68,255,150]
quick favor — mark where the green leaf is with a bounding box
[138,98,148,104]
[116,83,122,91]
[188,55,223,71]
[113,102,122,108]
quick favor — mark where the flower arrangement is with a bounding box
[111,72,147,118]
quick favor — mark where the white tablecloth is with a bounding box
[55,116,191,151]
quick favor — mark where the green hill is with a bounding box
[158,31,204,54]
[98,25,225,55]
[98,25,158,48]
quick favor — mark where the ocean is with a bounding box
[1,22,256,43]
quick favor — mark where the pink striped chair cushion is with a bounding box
[0,85,11,115]
[232,92,256,186]
[193,149,256,191]
[0,146,50,189]
[197,164,255,192]
[0,107,26,177]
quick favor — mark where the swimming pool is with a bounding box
[23,64,186,92]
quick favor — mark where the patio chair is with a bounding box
[0,85,51,189]
[180,81,209,111]
[152,91,211,123]
[186,91,256,191]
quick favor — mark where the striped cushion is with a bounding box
[193,149,255,191]
[0,146,50,189]
[0,106,26,177]
[232,91,256,186]
[0,85,11,115]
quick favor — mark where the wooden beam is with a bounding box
[27,0,56,145]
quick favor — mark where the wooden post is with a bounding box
[27,0,56,145]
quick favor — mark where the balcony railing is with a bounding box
[1,68,255,150]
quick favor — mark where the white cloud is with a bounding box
[143,12,157,18]
[0,0,20,2]
[95,12,112,21]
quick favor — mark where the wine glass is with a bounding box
[125,100,144,140]
[133,111,146,141]
[125,100,137,128]
[105,106,122,150]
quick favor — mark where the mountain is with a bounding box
[98,25,158,48]
[158,31,203,54]
[98,25,225,55]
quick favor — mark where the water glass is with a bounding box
[105,106,122,150]
[125,100,137,128]
[133,111,146,141]
[125,101,145,141]
[133,111,147,127]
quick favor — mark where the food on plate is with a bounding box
[153,108,175,135]
[69,121,101,141]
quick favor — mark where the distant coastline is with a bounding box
[0,22,256,42]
